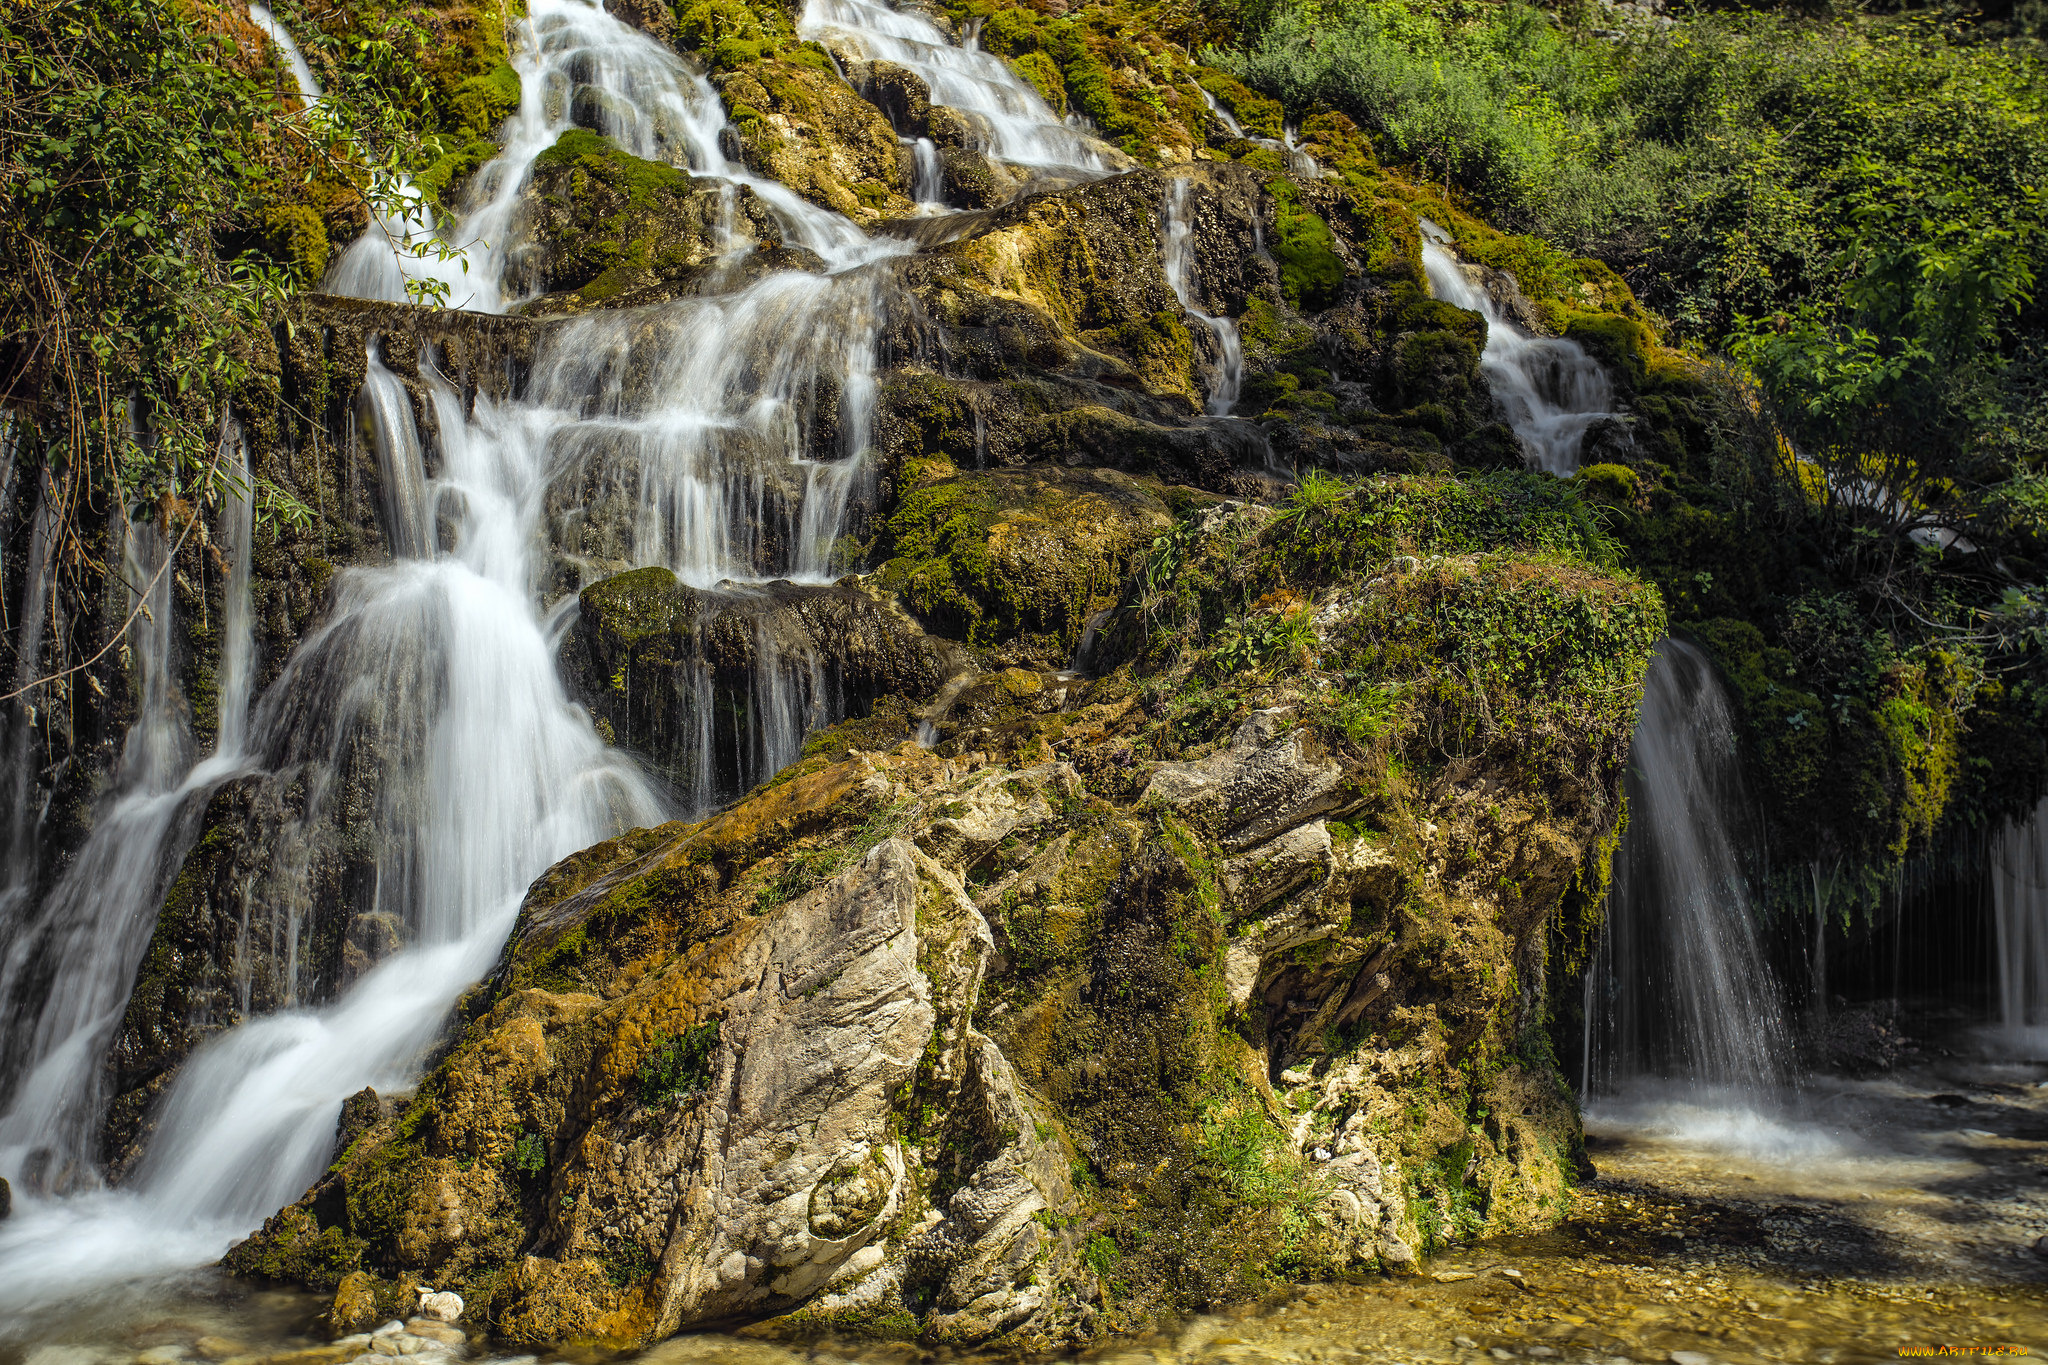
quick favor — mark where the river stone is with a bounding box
[414,1289,463,1324]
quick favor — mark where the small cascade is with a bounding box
[357,344,435,557]
[910,135,946,207]
[1991,798,2048,1053]
[214,420,257,756]
[1160,177,1243,417]
[1418,222,1617,475]
[1584,638,1792,1099]
[0,472,60,918]
[799,0,1110,177]
[1197,89,1317,179]
[247,3,321,106]
[0,512,204,1193]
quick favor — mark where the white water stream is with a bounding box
[1991,796,2048,1056]
[799,0,1109,176]
[1160,177,1242,417]
[1419,224,1616,475]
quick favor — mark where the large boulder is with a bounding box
[228,478,1662,1347]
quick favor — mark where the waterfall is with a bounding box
[214,421,256,757]
[247,3,321,106]
[1418,223,1616,476]
[1197,88,1316,179]
[0,0,926,1312]
[0,513,209,1194]
[798,0,1110,177]
[1991,798,2048,1054]
[1160,177,1243,417]
[324,0,897,311]
[1584,638,1791,1098]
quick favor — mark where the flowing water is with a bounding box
[1418,224,1616,476]
[1160,177,1243,417]
[1583,638,1798,1153]
[798,0,1110,177]
[1990,797,2048,1056]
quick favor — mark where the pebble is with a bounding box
[193,1343,244,1363]
[2031,1235,2048,1259]
[1489,1351,1517,1361]
[414,1291,463,1325]
[1670,1354,1717,1365]
[1453,1338,1479,1350]
[1433,1271,1477,1283]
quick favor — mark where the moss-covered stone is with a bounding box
[871,465,1175,668]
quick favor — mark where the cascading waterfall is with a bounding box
[798,0,1110,176]
[0,0,953,1312]
[1991,797,2048,1053]
[1584,638,1792,1101]
[1160,176,1243,417]
[325,0,896,310]
[0,509,218,1196]
[1418,221,1617,475]
[248,3,321,108]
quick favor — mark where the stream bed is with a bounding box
[7,1022,2042,1365]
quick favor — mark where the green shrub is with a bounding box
[636,1021,722,1106]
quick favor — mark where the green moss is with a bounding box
[415,136,502,209]
[1266,179,1343,311]
[1564,312,1656,391]
[636,1021,721,1106]
[579,565,690,644]
[447,62,521,138]
[1575,462,1639,506]
[1194,68,1283,139]
[1008,50,1067,114]
[219,1205,369,1290]
[533,128,693,202]
[262,203,328,287]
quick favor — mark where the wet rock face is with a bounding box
[563,566,963,800]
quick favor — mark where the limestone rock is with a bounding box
[870,465,1175,668]
[1142,710,1356,851]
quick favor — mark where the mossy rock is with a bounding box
[517,130,778,309]
[871,465,1175,668]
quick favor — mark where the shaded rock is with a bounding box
[563,567,965,800]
